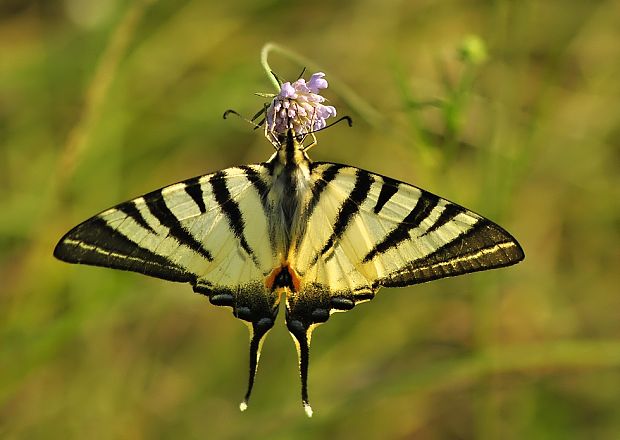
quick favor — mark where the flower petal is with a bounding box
[308,72,328,92]
[266,72,337,137]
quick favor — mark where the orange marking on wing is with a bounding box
[287,264,303,292]
[264,267,280,290]
[264,262,304,292]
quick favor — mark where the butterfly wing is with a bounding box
[55,164,280,406]
[285,162,524,412]
[55,165,274,286]
[293,162,524,299]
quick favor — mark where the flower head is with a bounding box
[266,72,337,138]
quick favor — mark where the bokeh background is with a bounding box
[1,0,619,438]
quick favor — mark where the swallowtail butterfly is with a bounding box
[54,72,524,417]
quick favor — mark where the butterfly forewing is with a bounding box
[54,164,275,288]
[294,162,524,292]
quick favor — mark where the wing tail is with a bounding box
[284,281,377,417]
[240,317,275,412]
[286,317,314,417]
[194,281,281,412]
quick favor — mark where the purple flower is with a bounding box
[266,72,337,137]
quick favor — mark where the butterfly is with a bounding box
[54,72,524,417]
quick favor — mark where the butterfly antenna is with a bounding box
[223,109,263,130]
[320,115,353,132]
[303,116,352,152]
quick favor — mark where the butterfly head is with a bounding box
[271,128,312,168]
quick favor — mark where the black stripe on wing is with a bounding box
[294,163,344,251]
[362,191,440,263]
[239,165,271,215]
[379,219,525,287]
[306,163,344,219]
[184,176,207,214]
[374,176,399,214]
[421,203,466,236]
[144,190,214,262]
[116,201,157,234]
[239,164,276,255]
[54,217,195,283]
[210,171,259,265]
[311,169,374,265]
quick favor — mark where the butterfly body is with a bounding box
[267,130,313,259]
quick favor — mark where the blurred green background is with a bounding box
[1,0,619,438]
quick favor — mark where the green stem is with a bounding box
[260,43,281,92]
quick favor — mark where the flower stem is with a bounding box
[260,43,282,92]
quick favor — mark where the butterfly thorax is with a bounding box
[267,130,312,262]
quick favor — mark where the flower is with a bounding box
[266,72,337,137]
